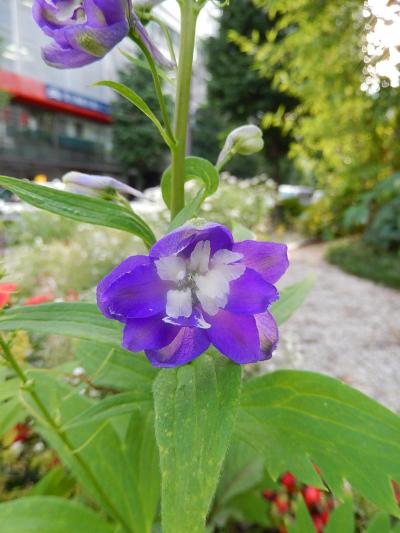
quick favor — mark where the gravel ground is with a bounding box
[270,243,400,412]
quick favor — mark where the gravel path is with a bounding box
[270,243,400,412]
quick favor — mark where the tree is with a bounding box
[243,0,400,235]
[112,64,172,189]
[192,0,296,182]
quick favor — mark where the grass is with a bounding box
[326,238,400,290]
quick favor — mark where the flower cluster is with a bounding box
[97,222,288,367]
[263,471,334,533]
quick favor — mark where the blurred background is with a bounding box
[0,0,399,525]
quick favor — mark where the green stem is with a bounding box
[170,1,199,219]
[129,29,174,143]
[0,336,134,533]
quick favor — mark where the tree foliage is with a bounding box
[111,64,172,188]
[193,0,296,181]
[239,0,400,235]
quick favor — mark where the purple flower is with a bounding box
[97,222,289,368]
[32,0,171,69]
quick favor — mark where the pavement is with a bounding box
[269,242,400,412]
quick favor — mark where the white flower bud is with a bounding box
[217,125,264,167]
[62,172,143,199]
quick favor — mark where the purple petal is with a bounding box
[123,314,177,351]
[225,268,279,314]
[206,309,261,364]
[131,12,175,68]
[64,20,129,57]
[97,256,165,320]
[42,41,98,69]
[162,307,210,329]
[254,310,278,360]
[232,241,289,284]
[145,327,210,368]
[150,223,233,260]
[91,0,129,25]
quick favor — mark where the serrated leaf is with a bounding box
[271,276,314,325]
[153,352,242,533]
[74,340,157,391]
[237,370,400,516]
[325,495,354,533]
[97,81,173,148]
[0,497,116,533]
[288,497,315,533]
[0,303,121,345]
[161,157,219,223]
[365,511,391,533]
[0,175,156,247]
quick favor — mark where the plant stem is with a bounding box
[129,29,174,144]
[170,1,199,219]
[0,335,134,533]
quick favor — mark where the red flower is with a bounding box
[0,283,17,308]
[281,471,297,492]
[263,489,277,501]
[25,294,53,306]
[303,486,321,508]
[320,509,330,525]
[13,423,30,443]
[312,514,324,532]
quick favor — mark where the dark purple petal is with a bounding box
[42,41,99,69]
[64,20,129,57]
[254,310,278,360]
[225,268,279,314]
[206,309,261,364]
[92,0,129,25]
[232,241,289,284]
[150,223,233,259]
[98,263,166,320]
[145,327,210,368]
[122,314,177,352]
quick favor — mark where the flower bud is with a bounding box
[217,125,264,166]
[63,171,142,199]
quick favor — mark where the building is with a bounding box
[0,1,213,183]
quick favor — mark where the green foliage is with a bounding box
[327,239,400,290]
[365,197,400,252]
[236,370,400,515]
[287,496,315,533]
[0,497,116,533]
[270,276,314,325]
[0,176,156,247]
[153,352,242,533]
[111,65,172,186]
[192,0,295,181]
[325,496,354,533]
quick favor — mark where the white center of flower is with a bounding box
[155,240,245,320]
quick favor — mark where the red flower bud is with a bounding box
[312,515,324,532]
[320,509,330,525]
[303,486,321,508]
[262,489,276,501]
[274,495,289,514]
[281,471,296,491]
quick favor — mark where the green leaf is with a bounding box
[0,378,19,401]
[161,156,219,220]
[168,189,204,231]
[28,466,76,498]
[271,275,314,325]
[75,340,157,391]
[325,496,354,533]
[0,497,116,533]
[64,391,151,429]
[365,512,391,533]
[288,497,315,533]
[22,370,155,533]
[0,175,156,247]
[237,370,400,516]
[0,397,24,437]
[153,352,242,533]
[0,303,122,345]
[97,80,174,148]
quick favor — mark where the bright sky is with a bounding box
[363,0,400,92]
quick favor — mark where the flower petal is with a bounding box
[150,223,233,260]
[145,327,210,368]
[97,257,166,320]
[41,41,98,69]
[206,309,261,364]
[232,241,289,284]
[226,268,279,314]
[254,310,278,360]
[122,314,177,352]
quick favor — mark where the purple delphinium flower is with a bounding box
[97,222,289,368]
[32,0,171,69]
